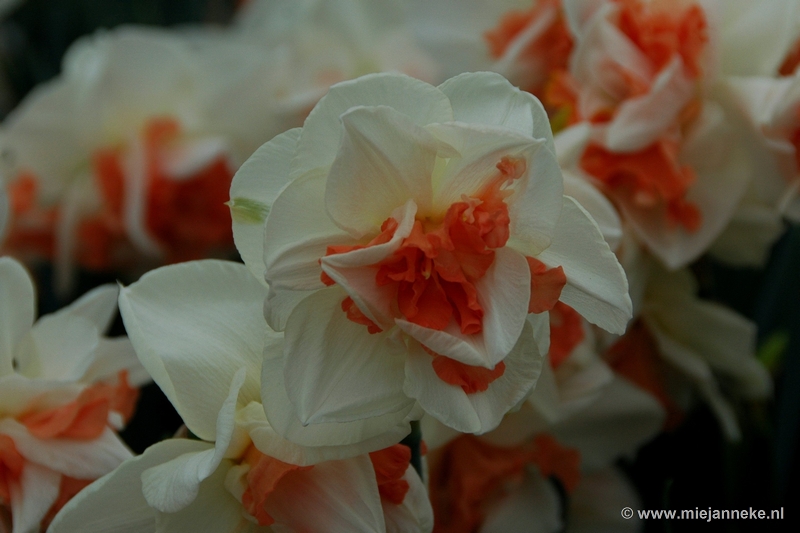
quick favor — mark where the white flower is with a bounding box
[553,0,788,269]
[617,245,772,440]
[234,0,441,112]
[231,71,630,441]
[0,27,273,290]
[0,256,146,533]
[49,259,433,533]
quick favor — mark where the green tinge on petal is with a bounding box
[228,197,270,224]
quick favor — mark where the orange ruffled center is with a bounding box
[241,444,412,526]
[430,434,581,533]
[580,138,702,231]
[321,157,566,394]
[3,117,235,271]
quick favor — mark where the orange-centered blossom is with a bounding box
[4,117,234,271]
[321,157,566,394]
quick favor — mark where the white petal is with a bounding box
[118,260,269,441]
[480,473,562,533]
[261,352,419,462]
[81,338,152,387]
[325,106,439,237]
[0,420,132,479]
[383,467,434,533]
[0,257,35,377]
[10,463,60,533]
[549,376,666,469]
[536,197,632,334]
[602,58,694,152]
[562,169,623,250]
[55,284,120,334]
[397,247,531,368]
[321,200,417,330]
[438,71,555,153]
[426,123,550,218]
[291,73,453,180]
[282,288,414,425]
[569,468,642,533]
[709,202,785,268]
[624,100,751,269]
[714,0,800,76]
[230,128,302,286]
[19,314,99,382]
[404,320,542,434]
[262,169,353,329]
[553,123,591,168]
[141,368,246,513]
[47,439,210,533]
[154,460,250,533]
[264,455,387,533]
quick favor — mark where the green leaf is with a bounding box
[757,330,789,372]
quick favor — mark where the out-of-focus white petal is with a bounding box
[383,466,434,533]
[326,106,439,237]
[230,128,302,286]
[480,473,562,533]
[537,197,632,334]
[549,376,665,469]
[0,257,35,377]
[291,73,453,180]
[404,320,541,434]
[397,247,531,368]
[264,455,387,533]
[140,368,246,513]
[562,170,622,250]
[18,313,98,382]
[81,338,151,387]
[709,201,786,268]
[48,439,211,533]
[0,420,132,479]
[646,268,771,399]
[602,58,694,152]
[282,288,413,425]
[625,100,751,269]
[55,284,120,335]
[568,467,642,533]
[712,0,800,76]
[438,71,555,153]
[118,260,268,441]
[10,462,60,533]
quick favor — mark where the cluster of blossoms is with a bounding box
[0,0,794,531]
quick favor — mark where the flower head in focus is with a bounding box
[230,71,631,444]
[50,259,433,533]
[0,256,147,533]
